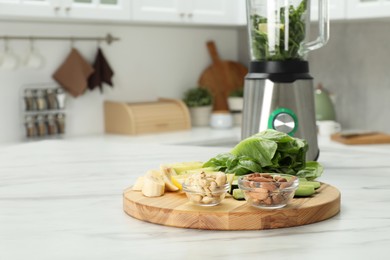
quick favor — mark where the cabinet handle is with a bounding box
[65,6,71,12]
[187,13,193,18]
[54,6,60,12]
[179,12,185,18]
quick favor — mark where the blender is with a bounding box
[242,0,329,161]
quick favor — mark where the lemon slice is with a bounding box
[171,174,189,190]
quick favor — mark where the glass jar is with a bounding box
[46,114,58,135]
[35,114,47,136]
[46,89,58,110]
[25,115,37,137]
[56,113,65,134]
[24,89,37,111]
[35,89,47,111]
[55,88,66,110]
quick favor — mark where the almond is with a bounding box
[262,182,277,191]
[250,188,269,200]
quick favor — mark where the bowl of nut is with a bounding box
[182,171,229,206]
[238,173,299,209]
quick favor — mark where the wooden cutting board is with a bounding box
[123,183,340,230]
[331,132,390,145]
[198,41,248,111]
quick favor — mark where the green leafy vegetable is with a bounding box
[250,0,307,61]
[203,129,323,180]
[203,153,262,176]
[296,161,324,181]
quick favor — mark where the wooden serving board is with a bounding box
[198,41,248,111]
[331,132,390,145]
[123,183,340,230]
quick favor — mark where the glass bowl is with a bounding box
[182,182,230,206]
[238,173,299,209]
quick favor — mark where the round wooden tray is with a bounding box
[123,183,340,230]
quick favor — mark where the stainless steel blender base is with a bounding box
[241,78,319,161]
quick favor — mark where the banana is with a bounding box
[142,170,165,197]
[132,176,144,191]
[160,165,178,176]
[160,166,179,192]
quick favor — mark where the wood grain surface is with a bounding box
[123,183,340,230]
[198,41,248,111]
[104,98,191,135]
[331,132,390,145]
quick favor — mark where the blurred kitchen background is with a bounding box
[0,0,388,144]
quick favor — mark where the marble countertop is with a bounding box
[1,129,390,259]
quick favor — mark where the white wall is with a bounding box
[0,21,239,144]
[308,21,390,132]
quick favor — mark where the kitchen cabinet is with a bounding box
[313,0,390,20]
[239,0,389,23]
[64,0,131,20]
[0,0,54,18]
[237,0,347,25]
[346,0,390,19]
[132,0,241,25]
[0,0,131,21]
[311,0,346,21]
[237,0,247,25]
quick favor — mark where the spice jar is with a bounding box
[24,89,37,111]
[35,89,47,111]
[46,114,58,135]
[25,115,37,138]
[55,88,66,109]
[35,114,47,136]
[56,113,65,134]
[46,89,58,110]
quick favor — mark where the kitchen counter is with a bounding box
[1,129,390,259]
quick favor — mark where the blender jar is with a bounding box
[247,0,329,61]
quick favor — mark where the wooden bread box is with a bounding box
[104,98,191,135]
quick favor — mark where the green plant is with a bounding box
[183,87,213,108]
[229,88,244,98]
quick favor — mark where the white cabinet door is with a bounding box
[0,0,59,18]
[311,0,346,21]
[132,0,186,22]
[132,0,241,25]
[0,0,130,20]
[237,0,247,25]
[238,0,346,25]
[346,0,390,19]
[186,0,237,25]
[63,0,131,20]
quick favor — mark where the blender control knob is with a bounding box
[268,108,298,136]
[273,113,295,134]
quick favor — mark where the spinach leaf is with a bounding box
[203,129,323,180]
[231,136,277,167]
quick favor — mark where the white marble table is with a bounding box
[1,131,390,260]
